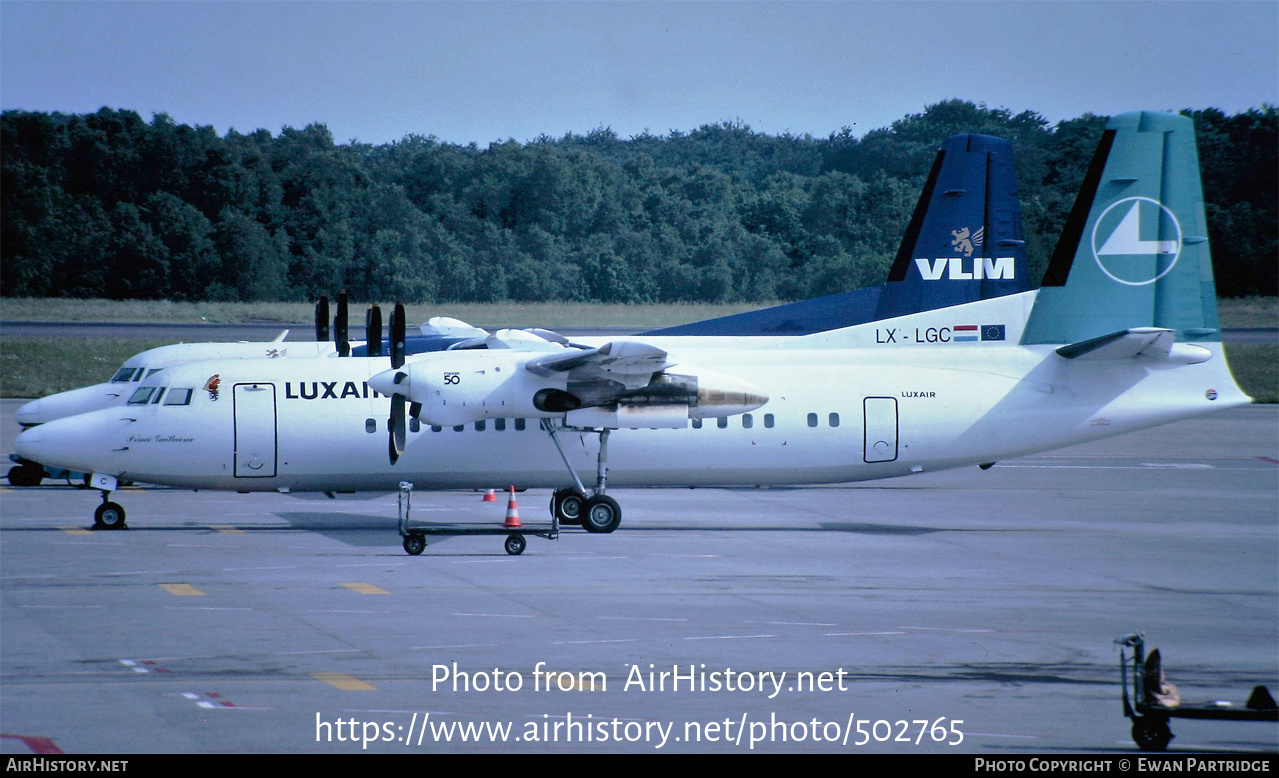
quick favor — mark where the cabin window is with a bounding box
[475,420,486,432]
[127,387,159,405]
[495,418,506,431]
[829,413,840,428]
[742,413,753,429]
[163,388,193,406]
[453,425,464,432]
[431,425,443,433]
[807,413,818,428]
[764,413,774,428]
[692,418,703,429]
[514,418,526,431]
[365,418,376,433]
[717,417,728,429]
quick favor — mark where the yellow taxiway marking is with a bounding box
[208,525,245,534]
[59,526,94,536]
[160,583,206,596]
[312,672,377,691]
[342,582,390,595]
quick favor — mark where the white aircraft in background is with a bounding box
[9,133,1033,486]
[16,112,1250,549]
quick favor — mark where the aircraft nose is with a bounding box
[15,399,41,426]
[14,413,117,475]
[15,384,124,427]
[14,425,47,461]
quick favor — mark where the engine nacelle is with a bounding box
[369,353,769,430]
[370,351,569,428]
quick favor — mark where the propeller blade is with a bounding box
[315,295,330,342]
[365,305,383,358]
[335,290,349,357]
[388,393,406,464]
[390,302,406,370]
[409,401,422,420]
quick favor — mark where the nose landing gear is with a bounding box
[88,473,127,530]
[94,492,127,530]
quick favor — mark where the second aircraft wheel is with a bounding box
[581,495,621,534]
[403,534,426,556]
[93,501,127,530]
[552,489,585,525]
[504,534,527,555]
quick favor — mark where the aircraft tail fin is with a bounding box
[875,133,1029,319]
[645,134,1030,336]
[1022,112,1222,345]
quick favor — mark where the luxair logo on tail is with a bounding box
[1091,197,1182,286]
[913,225,1014,281]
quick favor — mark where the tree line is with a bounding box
[2,100,1274,303]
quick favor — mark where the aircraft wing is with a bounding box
[525,341,671,390]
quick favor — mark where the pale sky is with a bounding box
[2,1,1276,146]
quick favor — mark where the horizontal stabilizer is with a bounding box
[1055,328,1210,363]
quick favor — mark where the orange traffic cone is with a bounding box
[482,489,496,502]
[503,486,522,528]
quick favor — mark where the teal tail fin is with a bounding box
[1022,112,1221,345]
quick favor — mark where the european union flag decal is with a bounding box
[981,324,1006,341]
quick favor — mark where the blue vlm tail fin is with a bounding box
[647,133,1030,336]
[1022,112,1221,345]
[875,133,1028,319]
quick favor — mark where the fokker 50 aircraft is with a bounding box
[15,112,1249,546]
[9,133,1029,486]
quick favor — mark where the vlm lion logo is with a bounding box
[203,374,221,401]
[950,226,984,257]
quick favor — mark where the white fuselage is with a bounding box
[15,295,1250,494]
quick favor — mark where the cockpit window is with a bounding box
[163,388,193,406]
[149,388,166,404]
[111,367,141,383]
[126,387,159,405]
[145,368,164,378]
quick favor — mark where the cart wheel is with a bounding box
[504,534,527,556]
[403,534,426,556]
[1132,718,1173,751]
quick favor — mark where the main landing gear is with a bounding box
[542,420,622,534]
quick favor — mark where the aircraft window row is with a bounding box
[111,367,165,383]
[366,413,844,433]
[127,387,158,405]
[164,388,193,406]
[126,387,193,406]
[370,418,533,434]
[805,413,840,428]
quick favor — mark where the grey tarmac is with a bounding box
[1,400,1275,753]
